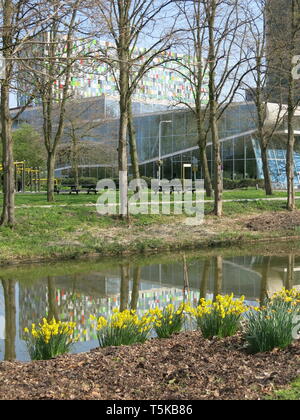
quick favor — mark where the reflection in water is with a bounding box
[260,257,271,305]
[0,252,299,361]
[130,266,141,311]
[47,277,59,322]
[1,278,16,361]
[213,256,223,302]
[199,259,210,303]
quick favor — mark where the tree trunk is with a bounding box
[261,143,273,195]
[128,100,140,181]
[212,114,223,216]
[208,0,222,216]
[286,0,297,211]
[119,94,129,218]
[198,142,213,197]
[47,151,56,202]
[0,80,15,227]
[71,134,80,189]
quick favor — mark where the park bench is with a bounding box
[82,184,98,194]
[55,185,80,195]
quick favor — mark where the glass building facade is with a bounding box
[12,98,300,186]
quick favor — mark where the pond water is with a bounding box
[1,250,300,361]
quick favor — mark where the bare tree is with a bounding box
[0,0,54,226]
[286,0,300,210]
[175,0,250,215]
[87,0,179,218]
[242,0,286,196]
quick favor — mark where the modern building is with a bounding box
[13,97,300,187]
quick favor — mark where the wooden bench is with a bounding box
[82,184,98,194]
[56,185,80,195]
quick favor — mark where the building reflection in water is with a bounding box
[1,253,300,361]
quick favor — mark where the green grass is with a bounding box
[267,377,300,400]
[0,188,300,265]
[0,187,299,208]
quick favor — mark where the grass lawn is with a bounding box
[0,190,300,265]
[0,187,299,208]
[268,377,300,400]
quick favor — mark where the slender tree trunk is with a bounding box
[119,91,129,218]
[71,133,80,189]
[1,0,14,227]
[1,81,15,227]
[128,100,140,180]
[261,142,273,195]
[208,0,222,216]
[47,151,56,202]
[198,142,212,197]
[286,0,297,211]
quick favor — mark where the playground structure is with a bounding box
[0,161,42,193]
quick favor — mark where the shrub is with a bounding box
[191,294,248,339]
[149,303,190,339]
[223,178,264,190]
[91,309,154,347]
[244,288,300,354]
[24,317,77,360]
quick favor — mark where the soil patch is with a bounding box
[246,211,300,232]
[0,331,299,400]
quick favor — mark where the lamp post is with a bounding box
[158,120,172,183]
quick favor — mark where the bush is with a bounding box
[244,288,300,354]
[91,309,154,347]
[60,177,98,187]
[191,294,248,339]
[24,318,77,360]
[223,178,264,190]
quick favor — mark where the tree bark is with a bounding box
[208,0,222,216]
[0,0,15,227]
[128,100,140,181]
[47,151,56,202]
[261,143,273,195]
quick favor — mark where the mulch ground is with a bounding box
[0,331,299,400]
[246,211,300,232]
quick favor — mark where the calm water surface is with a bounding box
[1,251,299,361]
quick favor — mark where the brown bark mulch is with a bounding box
[246,211,300,232]
[0,331,299,400]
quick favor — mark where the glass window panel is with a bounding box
[222,139,234,160]
[161,136,172,156]
[173,112,185,135]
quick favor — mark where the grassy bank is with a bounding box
[1,190,300,265]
